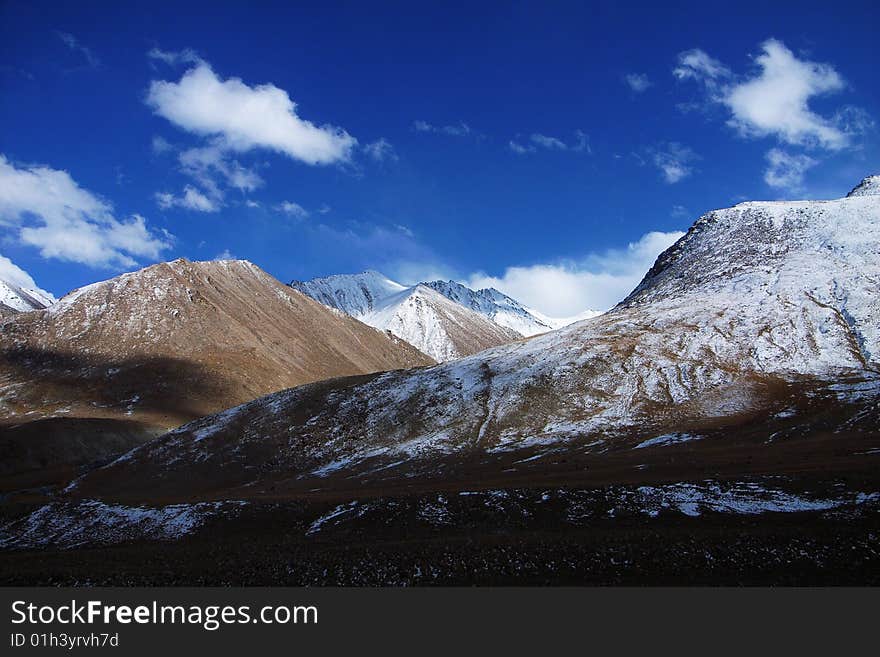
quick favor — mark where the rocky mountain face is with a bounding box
[0,258,432,486]
[68,177,880,503]
[293,272,523,360]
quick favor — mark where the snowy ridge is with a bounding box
[422,280,559,336]
[94,176,880,488]
[0,278,55,313]
[847,174,880,198]
[290,270,406,316]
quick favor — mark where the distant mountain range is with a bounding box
[70,175,880,504]
[2,175,879,585]
[291,271,599,360]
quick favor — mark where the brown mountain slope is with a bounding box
[0,258,433,487]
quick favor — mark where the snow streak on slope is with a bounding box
[71,176,880,499]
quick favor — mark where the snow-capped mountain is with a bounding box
[0,276,55,314]
[358,284,522,361]
[422,279,584,336]
[292,272,522,360]
[78,175,880,500]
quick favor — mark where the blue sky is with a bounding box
[1,1,878,315]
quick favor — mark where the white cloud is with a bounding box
[245,200,260,208]
[624,73,652,92]
[0,253,54,299]
[276,201,309,218]
[763,148,817,192]
[676,40,866,151]
[214,249,235,260]
[725,40,846,149]
[652,142,699,183]
[530,133,567,150]
[671,205,690,218]
[56,31,99,68]
[363,138,398,162]
[466,230,685,315]
[147,47,203,67]
[155,185,219,213]
[178,144,263,194]
[510,131,590,155]
[317,204,331,214]
[673,49,731,83]
[146,62,357,165]
[509,140,535,154]
[151,136,174,154]
[412,120,472,137]
[0,155,171,268]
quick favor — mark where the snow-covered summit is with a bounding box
[0,256,56,313]
[847,174,880,198]
[290,270,406,316]
[422,280,561,336]
[0,279,55,313]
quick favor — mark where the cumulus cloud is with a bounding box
[0,253,54,299]
[466,230,685,315]
[56,31,100,68]
[146,62,357,165]
[763,148,817,192]
[276,201,309,218]
[651,142,699,183]
[155,185,219,213]
[624,73,652,92]
[675,39,867,151]
[0,155,171,268]
[363,138,398,162]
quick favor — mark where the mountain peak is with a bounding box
[847,174,880,197]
